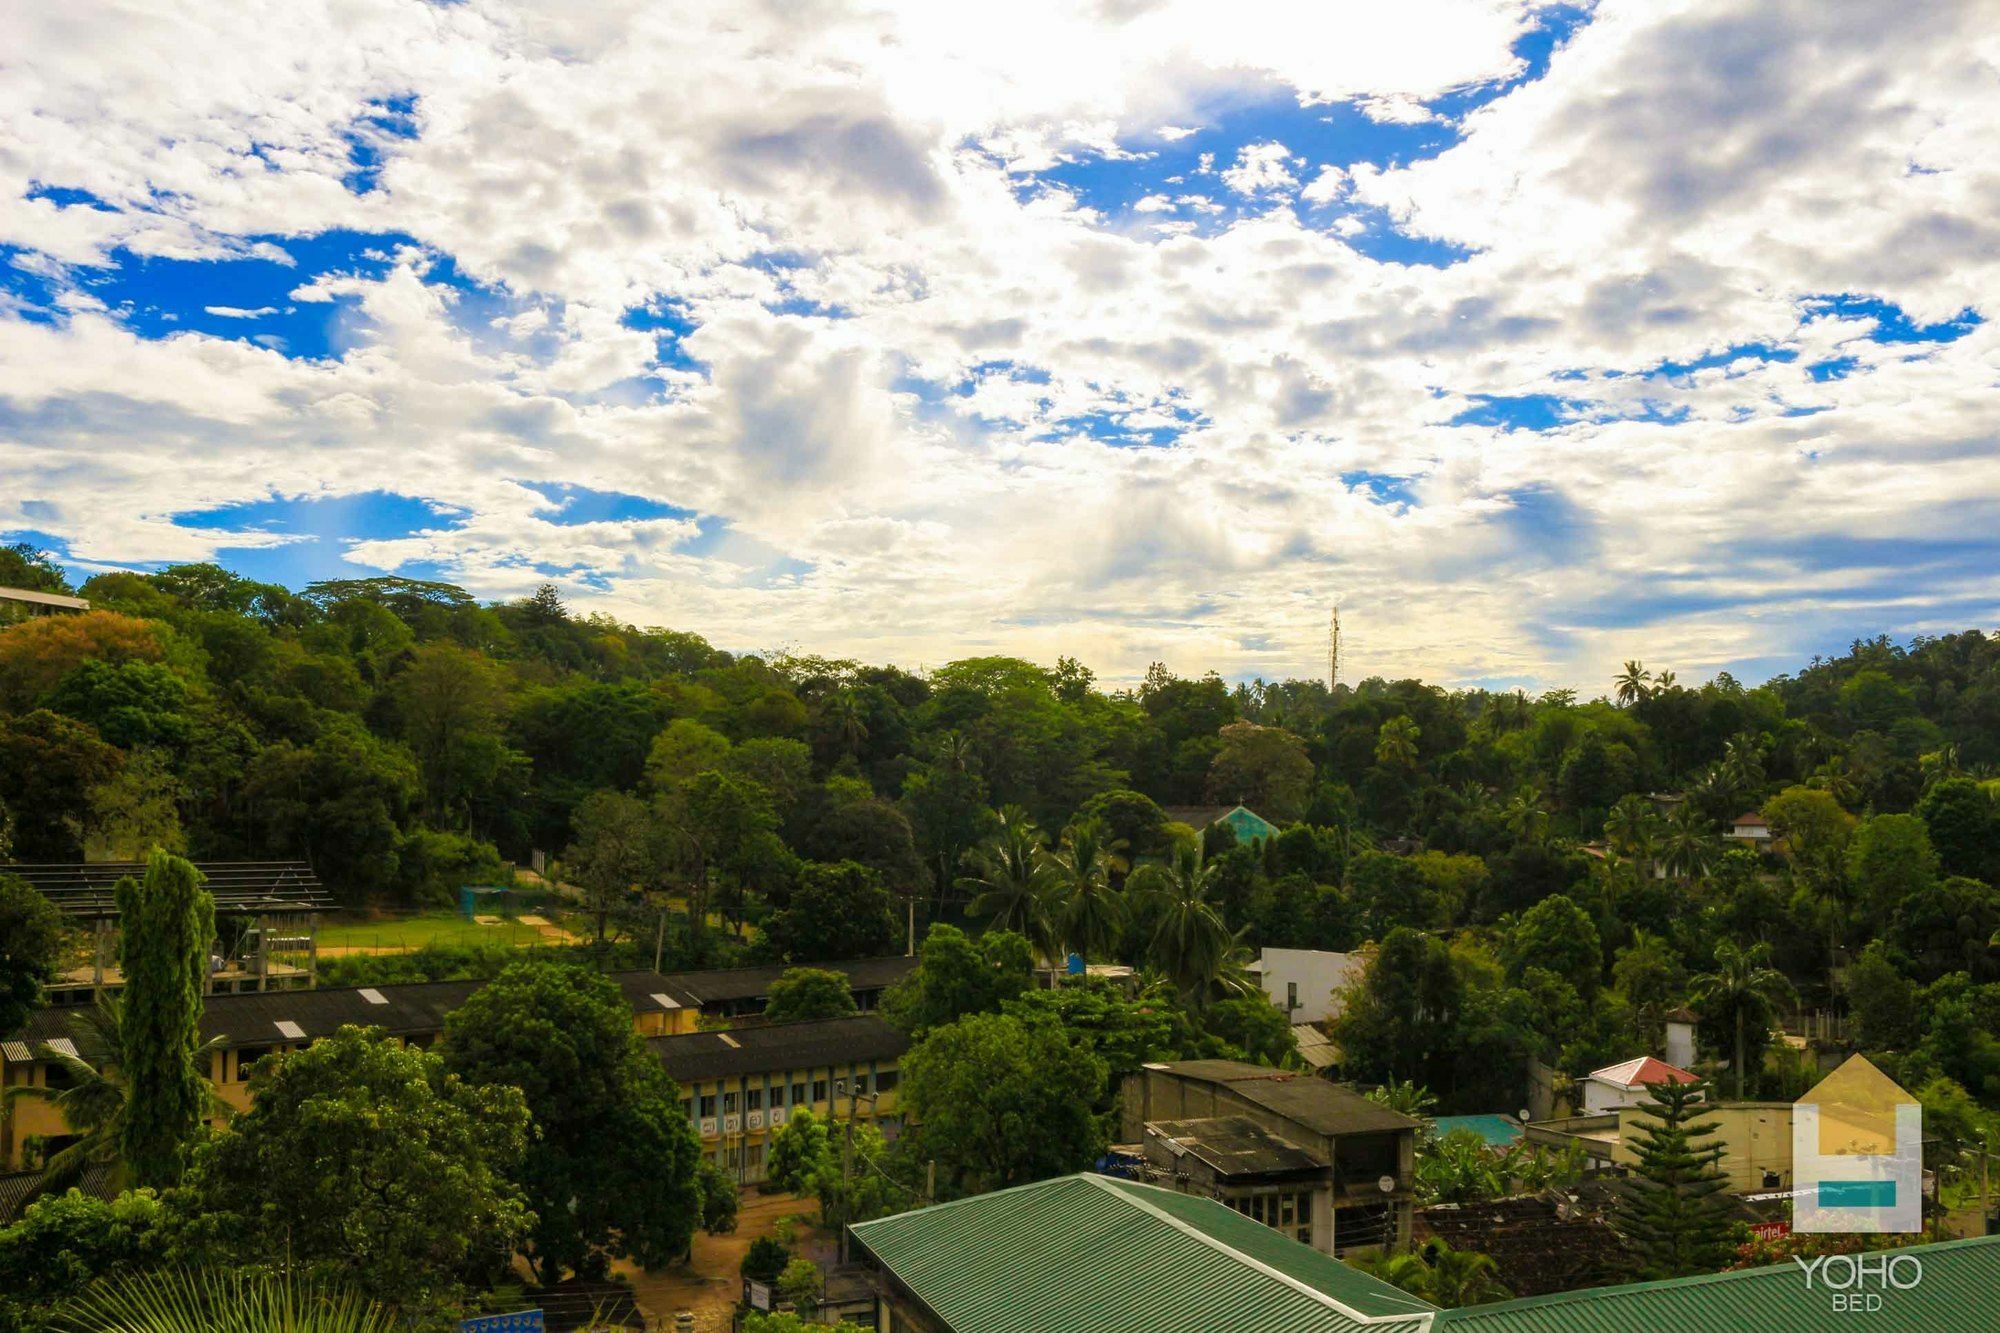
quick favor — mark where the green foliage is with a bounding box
[439,962,701,1279]
[47,1268,399,1333]
[882,924,1033,1033]
[1199,994,1297,1066]
[0,1189,169,1325]
[767,860,897,963]
[901,1012,1108,1196]
[0,872,65,1037]
[114,852,214,1189]
[174,1027,531,1310]
[1613,1079,1738,1279]
[1346,1239,1510,1309]
[765,1109,835,1195]
[741,1237,791,1284]
[1503,894,1601,998]
[697,1157,739,1234]
[765,966,861,1023]
[743,1313,872,1333]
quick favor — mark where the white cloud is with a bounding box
[203,305,281,319]
[1,0,1997,691]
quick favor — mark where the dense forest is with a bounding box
[3,541,1998,1125]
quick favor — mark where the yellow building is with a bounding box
[653,1015,911,1185]
[1529,1100,1797,1195]
[3,964,912,1177]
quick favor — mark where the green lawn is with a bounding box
[314,911,566,953]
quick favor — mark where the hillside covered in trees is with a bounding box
[3,542,1998,1120]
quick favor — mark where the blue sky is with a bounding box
[3,0,1997,689]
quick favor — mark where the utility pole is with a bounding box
[1328,606,1341,690]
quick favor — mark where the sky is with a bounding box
[3,1,1998,691]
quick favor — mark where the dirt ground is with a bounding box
[618,1189,829,1331]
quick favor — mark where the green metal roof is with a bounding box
[1435,1235,2000,1332]
[849,1172,1438,1333]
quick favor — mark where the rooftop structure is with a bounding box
[1160,804,1280,845]
[1580,1056,1697,1114]
[0,586,89,620]
[649,1013,907,1084]
[661,954,916,1017]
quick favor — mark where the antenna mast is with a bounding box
[1328,606,1341,690]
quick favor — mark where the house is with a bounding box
[0,586,88,623]
[1249,947,1366,1025]
[651,1014,909,1186]
[850,1172,1440,1333]
[1726,810,1777,851]
[1121,1059,1419,1252]
[1579,1056,1697,1114]
[1161,804,1279,845]
[848,1176,2000,1333]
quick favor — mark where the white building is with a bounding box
[1581,1056,1698,1114]
[1248,948,1367,1026]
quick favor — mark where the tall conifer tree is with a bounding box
[115,849,214,1187]
[1614,1077,1738,1278]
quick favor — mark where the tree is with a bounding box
[881,924,1033,1033]
[440,962,701,1280]
[1048,819,1125,964]
[1207,721,1313,821]
[48,659,192,752]
[1130,839,1234,1003]
[901,1012,1108,1195]
[765,967,860,1023]
[1347,850,1443,937]
[1614,661,1653,707]
[0,709,123,860]
[1846,813,1939,930]
[1688,940,1793,1099]
[1917,777,1998,883]
[742,1236,791,1284]
[1613,1078,1736,1279]
[958,808,1058,956]
[175,1026,531,1310]
[0,610,169,711]
[645,718,732,790]
[387,644,514,825]
[1375,715,1421,770]
[698,1157,740,1234]
[658,769,781,942]
[766,1108,835,1194]
[115,851,214,1189]
[1201,994,1296,1065]
[1503,895,1601,999]
[766,861,897,963]
[0,1187,169,1328]
[564,789,667,947]
[1657,804,1719,886]
[0,540,71,595]
[0,872,64,1037]
[1613,931,1686,1051]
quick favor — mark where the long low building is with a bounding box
[652,1013,910,1186]
[0,956,914,1174]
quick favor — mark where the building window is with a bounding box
[722,1090,739,1114]
[769,1085,785,1111]
[698,1094,717,1118]
[792,1081,808,1106]
[747,1087,764,1111]
[812,1078,828,1104]
[875,1069,899,1093]
[1286,981,1298,1011]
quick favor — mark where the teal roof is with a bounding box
[1436,1235,2000,1332]
[850,1172,1437,1333]
[1430,1115,1524,1149]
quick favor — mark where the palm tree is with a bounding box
[957,807,1058,956]
[1614,661,1653,707]
[934,730,972,774]
[1719,734,1766,803]
[1365,1079,1439,1120]
[821,690,868,760]
[52,1267,398,1333]
[1129,839,1233,1004]
[1603,794,1659,861]
[1503,787,1549,845]
[1374,715,1421,771]
[1688,940,1795,1099]
[1653,669,1678,692]
[1657,804,1719,886]
[1048,819,1125,966]
[1424,1242,1512,1308]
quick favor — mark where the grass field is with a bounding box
[314,910,578,954]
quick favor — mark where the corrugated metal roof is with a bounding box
[1435,1235,2000,1332]
[648,1015,908,1083]
[1144,1060,1421,1137]
[850,1173,1438,1333]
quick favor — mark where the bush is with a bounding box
[741,1236,791,1284]
[392,829,507,908]
[776,1257,822,1312]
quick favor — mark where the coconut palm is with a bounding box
[957,807,1058,955]
[1614,661,1653,707]
[1657,803,1720,886]
[52,1268,398,1333]
[1129,839,1233,1003]
[1374,715,1421,771]
[1603,794,1659,861]
[1719,734,1766,803]
[820,690,868,760]
[1653,669,1678,692]
[1048,818,1126,966]
[1689,939,1795,1099]
[1502,787,1549,845]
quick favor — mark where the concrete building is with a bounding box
[1141,1115,1333,1248]
[1526,1101,1797,1195]
[1726,810,1777,851]
[1249,947,1366,1025]
[1122,1060,1419,1253]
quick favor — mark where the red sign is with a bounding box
[1751,1221,1791,1241]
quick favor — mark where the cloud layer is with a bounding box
[3,0,1998,689]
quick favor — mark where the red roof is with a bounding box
[1733,811,1768,825]
[1589,1056,1697,1089]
